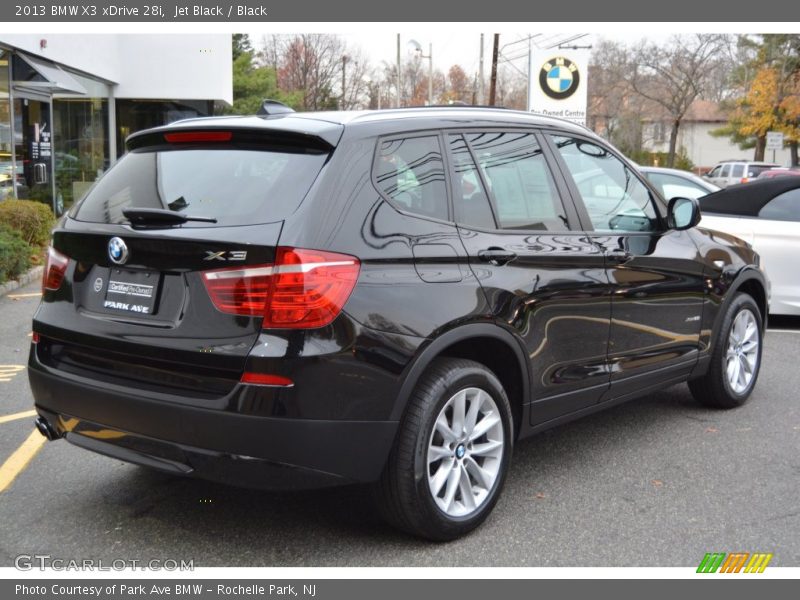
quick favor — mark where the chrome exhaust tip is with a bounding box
[35,416,60,441]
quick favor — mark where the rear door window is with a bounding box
[731,164,745,178]
[758,189,800,221]
[749,165,776,178]
[448,134,496,230]
[464,131,568,231]
[71,146,328,227]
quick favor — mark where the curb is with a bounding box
[0,265,43,298]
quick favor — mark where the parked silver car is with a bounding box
[704,160,779,188]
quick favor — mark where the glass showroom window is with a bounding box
[0,50,14,201]
[53,71,110,212]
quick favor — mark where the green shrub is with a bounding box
[0,199,55,247]
[0,224,33,284]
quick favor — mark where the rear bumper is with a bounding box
[29,357,399,490]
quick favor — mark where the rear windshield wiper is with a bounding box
[122,208,218,226]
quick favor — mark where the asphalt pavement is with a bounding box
[0,281,798,567]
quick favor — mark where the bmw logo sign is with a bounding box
[108,237,129,265]
[539,56,580,100]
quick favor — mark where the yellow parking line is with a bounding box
[0,410,37,425]
[0,429,47,493]
[0,366,25,384]
[6,292,41,299]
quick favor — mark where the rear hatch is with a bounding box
[34,124,337,400]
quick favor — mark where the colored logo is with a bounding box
[697,552,773,573]
[108,237,129,265]
[539,57,580,100]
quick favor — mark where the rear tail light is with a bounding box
[42,246,69,292]
[201,247,360,329]
[741,177,749,184]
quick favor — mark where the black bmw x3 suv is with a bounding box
[29,106,768,540]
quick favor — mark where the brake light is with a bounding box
[42,246,69,292]
[741,177,749,183]
[164,131,233,143]
[201,247,360,329]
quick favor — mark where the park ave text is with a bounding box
[16,584,316,597]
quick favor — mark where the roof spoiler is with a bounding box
[257,99,295,117]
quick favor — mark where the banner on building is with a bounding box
[528,50,589,126]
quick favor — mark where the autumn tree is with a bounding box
[627,34,731,167]
[443,65,472,104]
[721,35,800,164]
[737,68,783,160]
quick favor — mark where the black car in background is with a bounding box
[29,106,768,540]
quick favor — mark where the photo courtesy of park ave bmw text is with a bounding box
[0,0,798,595]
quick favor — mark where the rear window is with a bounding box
[748,165,776,178]
[71,147,328,227]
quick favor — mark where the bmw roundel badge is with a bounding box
[539,56,580,100]
[108,237,129,265]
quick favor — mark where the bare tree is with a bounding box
[340,48,371,110]
[627,34,731,167]
[254,34,374,111]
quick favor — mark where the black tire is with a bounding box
[375,357,513,541]
[689,293,763,408]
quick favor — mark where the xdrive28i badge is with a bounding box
[539,57,580,100]
[108,237,129,265]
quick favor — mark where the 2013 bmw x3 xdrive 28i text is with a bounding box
[29,106,768,540]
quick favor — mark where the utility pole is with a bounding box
[477,33,485,105]
[427,42,433,106]
[526,37,533,112]
[341,55,349,110]
[489,33,499,106]
[396,34,402,108]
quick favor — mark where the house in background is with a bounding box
[641,99,791,172]
[0,34,232,213]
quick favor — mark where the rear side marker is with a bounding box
[240,373,294,387]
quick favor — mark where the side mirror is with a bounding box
[668,197,701,231]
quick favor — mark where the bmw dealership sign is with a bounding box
[529,51,589,125]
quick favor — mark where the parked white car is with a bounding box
[639,166,720,200]
[700,178,800,315]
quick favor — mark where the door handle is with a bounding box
[607,248,632,264]
[478,247,517,266]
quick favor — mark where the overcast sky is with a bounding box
[244,27,684,76]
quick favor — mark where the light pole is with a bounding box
[408,39,433,106]
[341,55,349,110]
